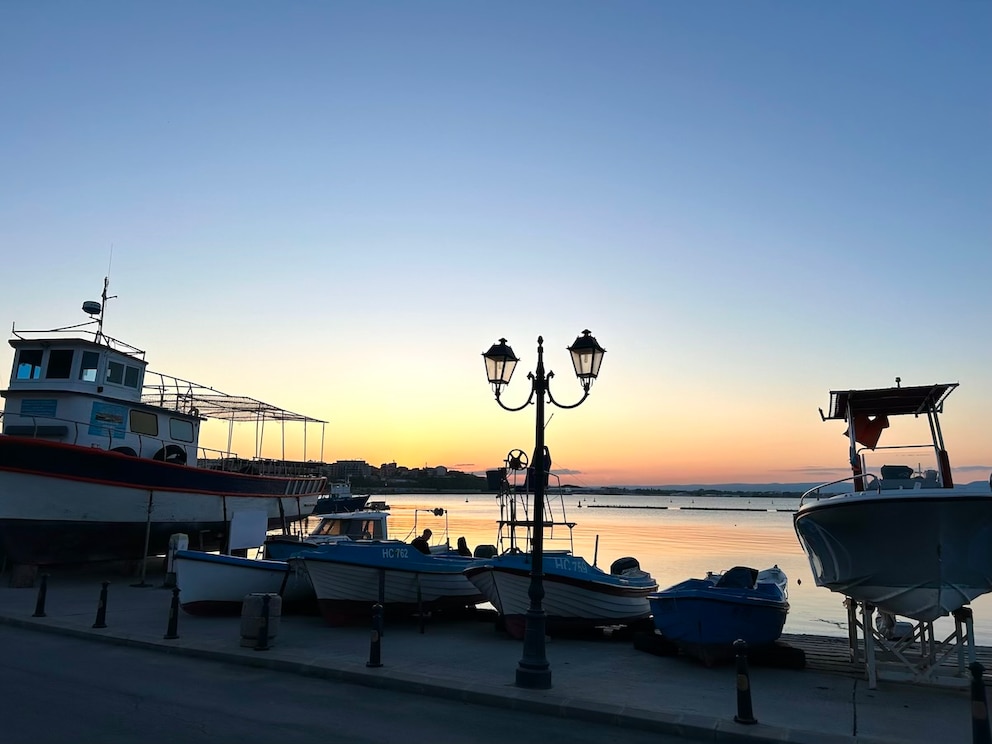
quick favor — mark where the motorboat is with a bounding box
[648,565,789,663]
[311,485,369,515]
[0,278,330,577]
[464,448,658,639]
[174,550,314,616]
[292,540,487,626]
[793,381,992,622]
[174,509,393,616]
[263,508,391,560]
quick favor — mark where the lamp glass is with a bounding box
[567,330,606,381]
[483,339,518,386]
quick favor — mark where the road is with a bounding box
[0,625,694,743]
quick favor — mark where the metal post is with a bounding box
[32,573,49,618]
[255,594,271,651]
[132,491,154,587]
[733,639,757,725]
[92,581,109,629]
[516,337,551,690]
[367,603,383,668]
[164,587,180,640]
[971,662,992,744]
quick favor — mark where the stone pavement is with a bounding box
[0,566,977,743]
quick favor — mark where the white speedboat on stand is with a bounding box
[794,381,992,623]
[0,278,331,576]
[464,449,658,639]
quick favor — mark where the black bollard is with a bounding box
[32,573,49,618]
[971,662,992,744]
[367,603,383,668]
[164,587,180,640]
[92,581,109,629]
[733,639,758,725]
[254,594,271,651]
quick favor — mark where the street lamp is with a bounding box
[481,330,606,689]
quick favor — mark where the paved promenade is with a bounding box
[0,566,976,744]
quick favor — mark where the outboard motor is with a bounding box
[610,556,641,576]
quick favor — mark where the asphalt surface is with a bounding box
[0,566,978,743]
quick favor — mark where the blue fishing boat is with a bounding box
[648,565,789,663]
[293,541,486,626]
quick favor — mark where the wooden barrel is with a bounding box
[240,593,282,647]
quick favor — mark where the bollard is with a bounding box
[92,581,109,629]
[164,587,180,640]
[971,662,992,744]
[254,594,271,651]
[733,639,758,725]
[32,573,49,618]
[367,603,383,668]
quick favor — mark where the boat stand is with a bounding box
[845,598,976,689]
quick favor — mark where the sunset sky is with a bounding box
[2,2,989,487]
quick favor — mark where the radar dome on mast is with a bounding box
[82,301,102,316]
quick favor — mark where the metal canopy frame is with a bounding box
[824,383,958,421]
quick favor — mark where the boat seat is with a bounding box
[715,566,758,589]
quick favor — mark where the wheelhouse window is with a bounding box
[46,350,74,379]
[79,351,100,382]
[124,366,140,388]
[16,350,43,380]
[106,361,124,385]
[129,410,158,436]
[169,418,194,443]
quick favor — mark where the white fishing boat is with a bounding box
[290,507,484,625]
[464,449,657,639]
[794,381,992,622]
[174,509,393,616]
[0,278,330,578]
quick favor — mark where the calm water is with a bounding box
[335,491,992,644]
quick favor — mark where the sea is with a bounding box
[329,490,992,645]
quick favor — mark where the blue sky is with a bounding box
[2,2,989,485]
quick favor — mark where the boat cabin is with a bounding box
[2,335,201,465]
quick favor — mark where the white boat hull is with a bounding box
[174,551,314,615]
[794,489,992,621]
[466,561,655,638]
[0,467,318,564]
[296,551,484,625]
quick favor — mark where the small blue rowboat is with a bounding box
[648,565,789,663]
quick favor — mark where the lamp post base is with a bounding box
[515,663,552,689]
[515,608,552,689]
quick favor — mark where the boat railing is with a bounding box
[495,468,576,555]
[799,473,880,507]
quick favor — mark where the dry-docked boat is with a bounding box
[793,381,992,623]
[649,565,790,663]
[0,278,330,573]
[464,449,657,639]
[174,509,393,616]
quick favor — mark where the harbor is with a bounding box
[0,563,978,744]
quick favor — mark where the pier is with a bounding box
[0,564,981,743]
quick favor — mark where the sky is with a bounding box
[1,2,990,487]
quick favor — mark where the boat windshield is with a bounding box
[310,516,384,540]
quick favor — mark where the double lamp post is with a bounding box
[482,330,606,690]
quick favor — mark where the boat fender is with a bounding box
[610,556,641,576]
[153,444,188,465]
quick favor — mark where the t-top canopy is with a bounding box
[824,382,958,421]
